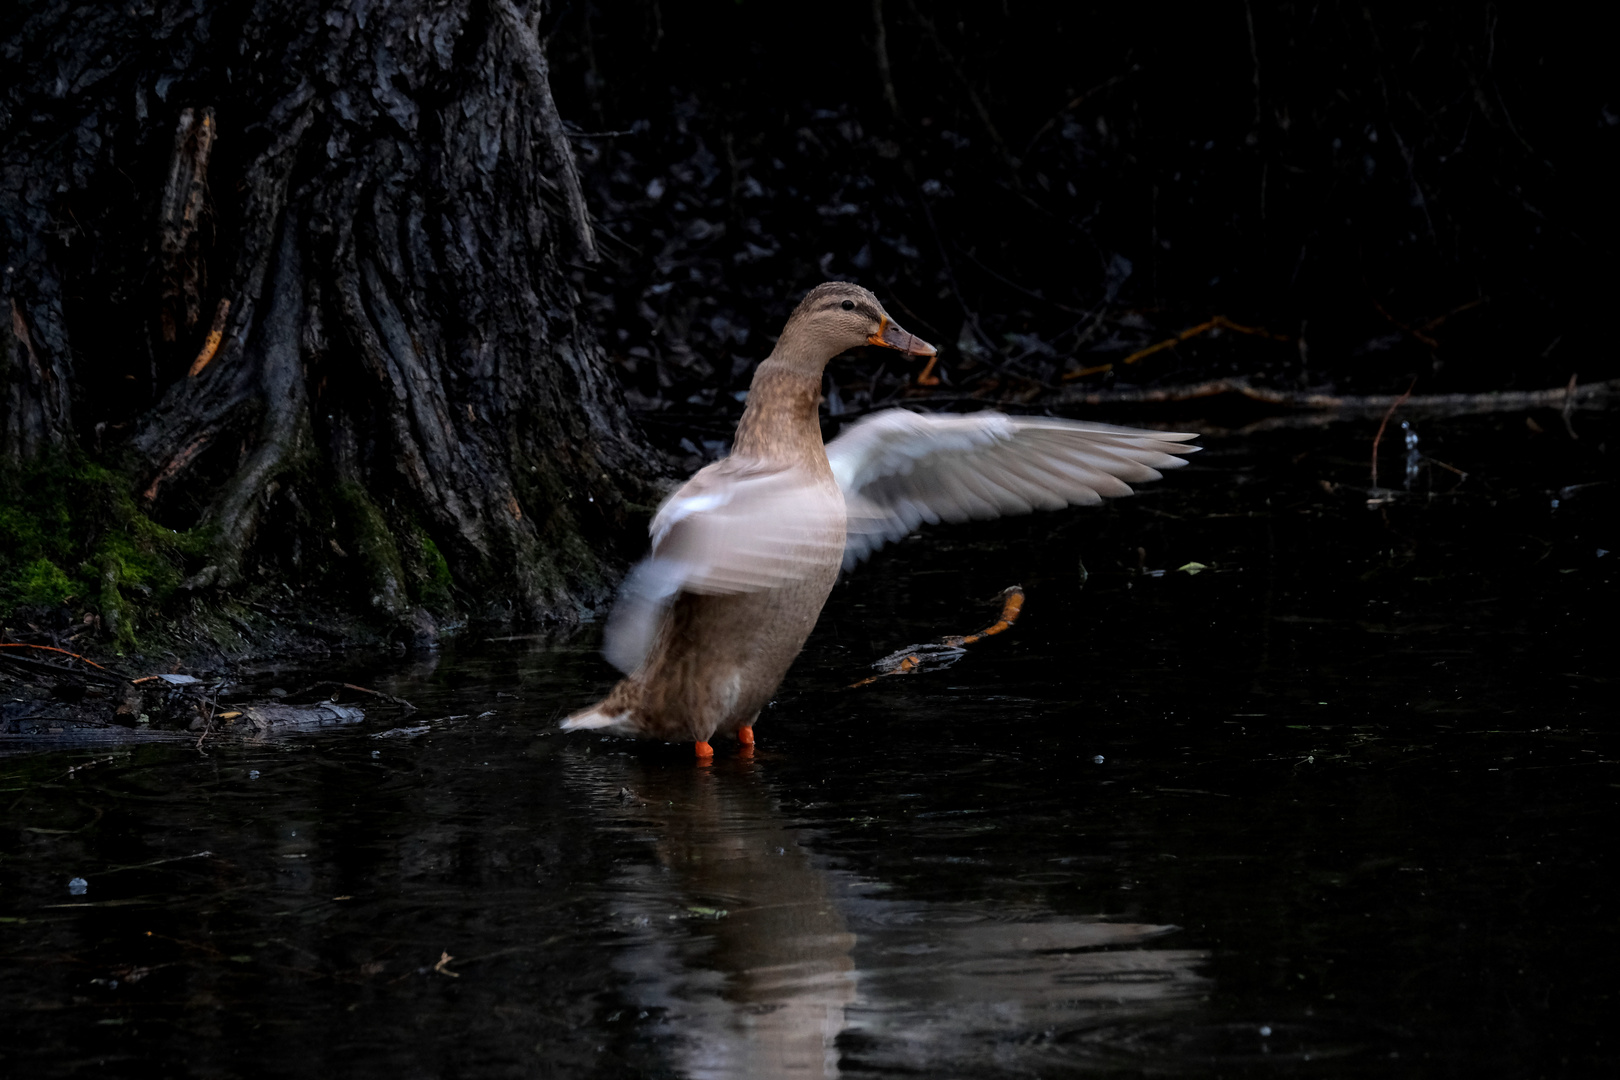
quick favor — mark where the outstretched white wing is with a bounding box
[602,457,845,674]
[825,409,1199,567]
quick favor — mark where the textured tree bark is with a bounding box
[1,1,663,638]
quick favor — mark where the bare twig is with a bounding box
[283,680,416,713]
[917,191,995,375]
[1418,297,1486,333]
[871,0,902,122]
[1372,298,1439,349]
[907,0,1015,168]
[100,850,214,875]
[1370,378,1416,489]
[1244,0,1264,142]
[956,244,1085,314]
[195,695,218,753]
[0,643,119,674]
[1560,372,1579,440]
[1062,315,1293,380]
[1022,67,1139,156]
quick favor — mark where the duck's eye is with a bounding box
[841,300,855,311]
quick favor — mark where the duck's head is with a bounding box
[779,282,937,366]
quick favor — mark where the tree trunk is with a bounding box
[1,1,663,643]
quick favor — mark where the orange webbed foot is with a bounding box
[694,740,715,761]
[736,725,754,747]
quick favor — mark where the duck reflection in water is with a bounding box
[589,753,855,1079]
[572,750,1209,1078]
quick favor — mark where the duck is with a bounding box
[563,282,1199,758]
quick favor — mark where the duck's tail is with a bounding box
[560,701,638,735]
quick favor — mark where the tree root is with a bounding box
[184,215,311,591]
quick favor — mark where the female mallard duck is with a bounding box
[564,282,1198,757]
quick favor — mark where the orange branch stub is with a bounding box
[0,643,119,675]
[946,587,1025,646]
[850,586,1025,687]
[914,353,942,386]
[188,298,232,377]
[143,434,212,503]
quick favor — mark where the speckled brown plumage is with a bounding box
[565,283,914,751]
[563,282,1199,757]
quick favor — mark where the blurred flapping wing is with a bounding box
[825,409,1199,568]
[603,457,845,673]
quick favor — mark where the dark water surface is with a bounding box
[3,414,1615,1078]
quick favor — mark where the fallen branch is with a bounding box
[0,643,121,677]
[281,680,416,713]
[1062,316,1293,380]
[1050,376,1620,414]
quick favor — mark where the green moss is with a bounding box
[412,530,455,612]
[331,481,408,616]
[13,557,74,605]
[0,455,197,648]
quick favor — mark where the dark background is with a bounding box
[3,1,1615,643]
[547,1,1616,426]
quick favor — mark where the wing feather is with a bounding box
[603,458,844,673]
[828,409,1198,566]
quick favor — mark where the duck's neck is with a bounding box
[731,342,830,467]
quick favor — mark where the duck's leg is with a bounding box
[694,740,715,760]
[736,725,755,747]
